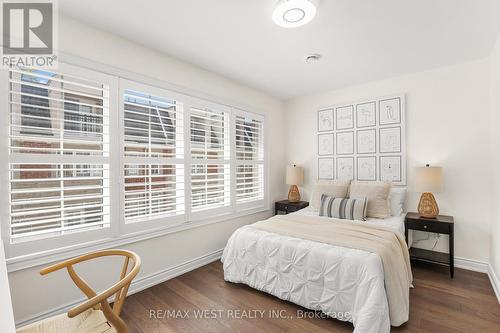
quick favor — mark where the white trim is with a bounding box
[455,256,489,273]
[489,264,500,304]
[7,207,271,272]
[15,248,225,329]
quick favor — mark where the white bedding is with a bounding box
[221,208,406,333]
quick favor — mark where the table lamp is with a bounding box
[286,164,304,202]
[415,164,443,218]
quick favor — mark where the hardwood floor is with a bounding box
[121,260,500,332]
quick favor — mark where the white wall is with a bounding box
[489,35,500,287]
[7,16,286,325]
[284,59,491,262]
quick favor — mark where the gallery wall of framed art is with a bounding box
[317,94,406,185]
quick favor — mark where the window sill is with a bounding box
[6,206,271,273]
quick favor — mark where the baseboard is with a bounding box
[489,264,500,304]
[455,256,489,273]
[15,248,224,328]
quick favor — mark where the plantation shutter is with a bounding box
[123,89,185,221]
[8,67,110,243]
[189,106,230,212]
[235,113,264,204]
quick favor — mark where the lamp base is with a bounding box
[288,185,300,203]
[418,192,439,218]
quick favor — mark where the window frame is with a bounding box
[233,109,266,210]
[187,99,233,220]
[118,79,187,235]
[0,63,120,260]
[0,59,270,271]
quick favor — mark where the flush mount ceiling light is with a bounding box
[273,0,317,28]
[305,53,321,63]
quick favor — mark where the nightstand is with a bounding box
[275,200,309,215]
[405,212,455,278]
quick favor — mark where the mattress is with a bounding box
[221,208,406,333]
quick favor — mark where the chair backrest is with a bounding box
[40,249,141,333]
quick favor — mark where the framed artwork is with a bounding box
[317,94,406,184]
[318,109,334,132]
[337,157,354,180]
[357,156,377,181]
[379,97,401,125]
[379,127,401,153]
[380,156,402,182]
[336,131,354,155]
[357,129,376,154]
[336,105,354,130]
[318,158,334,179]
[356,102,376,128]
[318,133,334,155]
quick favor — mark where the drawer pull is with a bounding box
[423,225,427,229]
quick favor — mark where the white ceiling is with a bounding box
[59,0,500,100]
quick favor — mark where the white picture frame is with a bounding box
[356,129,376,154]
[337,157,354,180]
[336,105,354,130]
[318,133,334,155]
[336,131,354,155]
[318,158,334,179]
[380,156,402,182]
[318,109,334,132]
[357,156,377,181]
[379,97,401,125]
[356,102,376,128]
[379,127,401,153]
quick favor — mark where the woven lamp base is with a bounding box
[288,185,300,203]
[418,192,439,218]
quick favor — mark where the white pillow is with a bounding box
[389,187,406,216]
[310,180,351,210]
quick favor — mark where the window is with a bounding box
[122,88,184,222]
[8,67,110,244]
[190,106,230,212]
[2,63,267,262]
[235,114,265,204]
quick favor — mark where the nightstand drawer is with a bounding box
[405,219,450,234]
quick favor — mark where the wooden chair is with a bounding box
[17,249,141,333]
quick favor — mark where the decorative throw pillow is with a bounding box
[319,194,367,221]
[348,181,392,218]
[310,180,351,210]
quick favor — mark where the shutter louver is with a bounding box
[235,115,264,204]
[8,68,110,243]
[123,90,185,222]
[190,107,230,211]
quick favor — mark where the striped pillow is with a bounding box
[319,194,367,221]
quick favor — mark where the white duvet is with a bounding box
[221,207,406,333]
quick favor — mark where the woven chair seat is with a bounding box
[17,308,116,333]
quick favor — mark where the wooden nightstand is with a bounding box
[405,212,455,278]
[275,200,309,215]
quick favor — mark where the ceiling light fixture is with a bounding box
[273,0,317,28]
[305,53,321,63]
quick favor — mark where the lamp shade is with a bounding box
[415,165,443,193]
[286,165,304,185]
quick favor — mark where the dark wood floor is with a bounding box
[121,260,500,333]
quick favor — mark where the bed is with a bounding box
[221,206,411,333]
